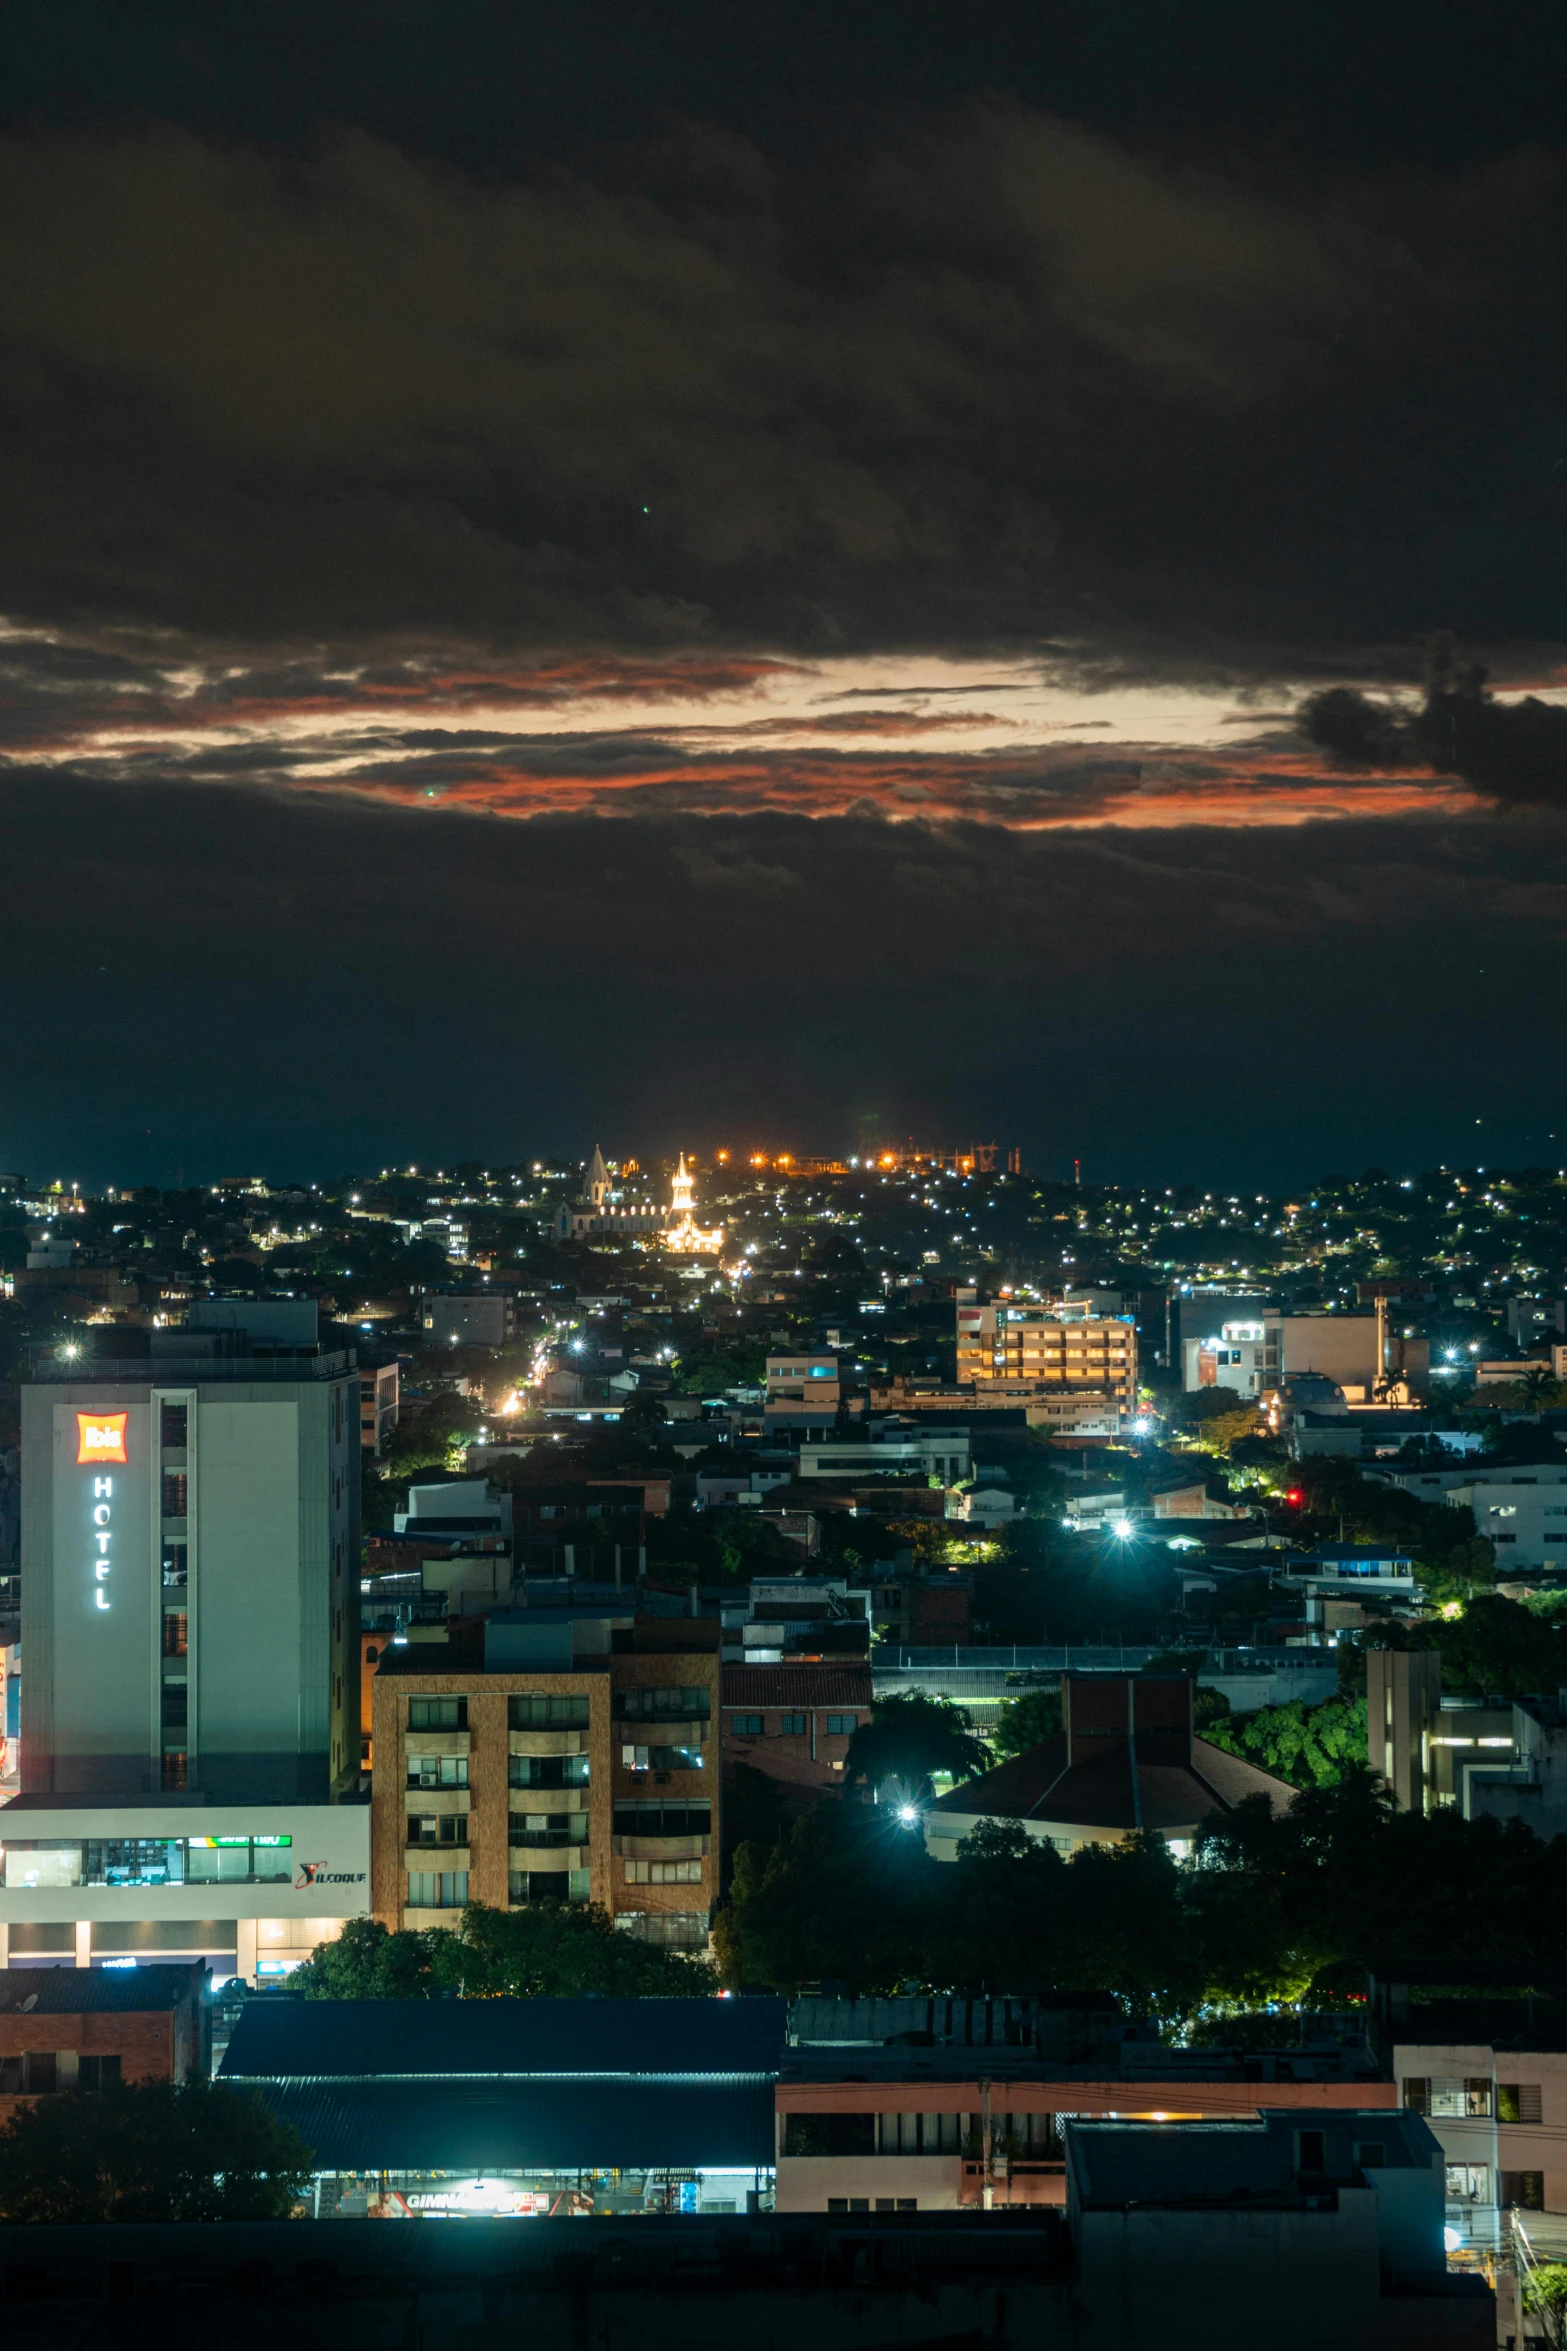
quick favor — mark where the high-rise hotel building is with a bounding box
[0,1303,369,1980]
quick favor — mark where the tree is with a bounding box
[1204,1693,1370,1787]
[1525,2264,1567,2349]
[291,1902,715,1999]
[1192,1405,1264,1458]
[618,1391,667,1433]
[0,2079,313,2222]
[844,1693,991,1802]
[991,1684,1062,1757]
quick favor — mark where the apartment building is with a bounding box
[1375,1970,1567,2246]
[720,1662,871,1795]
[370,1610,720,1948]
[955,1304,1137,1416]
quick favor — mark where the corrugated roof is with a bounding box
[220,1994,786,2083]
[0,1964,202,2015]
[721,1666,871,1707]
[248,2078,776,2170]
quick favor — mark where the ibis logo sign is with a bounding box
[76,1413,128,1465]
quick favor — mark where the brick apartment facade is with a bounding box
[0,1963,208,2117]
[371,1618,720,1948]
[721,1664,872,1795]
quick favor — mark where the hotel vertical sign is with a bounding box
[77,1411,128,1612]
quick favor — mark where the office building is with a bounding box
[370,1610,720,1948]
[956,1303,1137,1418]
[1182,1305,1429,1403]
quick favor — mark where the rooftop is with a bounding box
[0,1964,205,2014]
[220,1994,787,2082]
[931,1733,1296,1836]
[1065,2108,1438,2208]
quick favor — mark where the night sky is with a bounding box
[5,2,1567,1188]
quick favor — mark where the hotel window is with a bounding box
[409,1697,467,1731]
[160,1402,188,1448]
[406,1870,468,1908]
[160,1471,189,1520]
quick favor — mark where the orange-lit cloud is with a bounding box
[0,625,1493,830]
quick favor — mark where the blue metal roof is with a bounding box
[220,1995,786,2084]
[245,2077,776,2170]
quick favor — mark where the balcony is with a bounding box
[404,1730,470,1758]
[404,1788,470,1815]
[613,1833,711,1861]
[507,1729,588,1758]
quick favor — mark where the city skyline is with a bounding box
[2,7,1567,1182]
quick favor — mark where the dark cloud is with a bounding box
[1302,655,1567,807]
[0,109,1562,675]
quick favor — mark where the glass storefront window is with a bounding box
[2,1836,292,1888]
[2,1841,83,1889]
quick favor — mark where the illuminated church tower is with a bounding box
[663,1153,724,1255]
